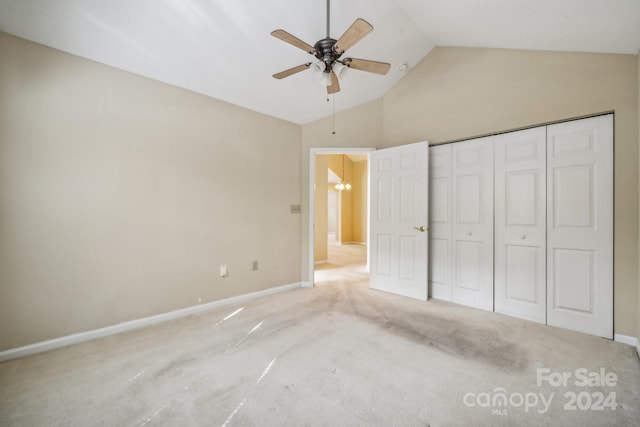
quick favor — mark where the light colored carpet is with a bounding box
[1,247,639,426]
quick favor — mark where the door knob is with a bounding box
[414,226,426,232]
[467,231,472,236]
[520,234,526,240]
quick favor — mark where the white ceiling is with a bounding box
[1,0,639,125]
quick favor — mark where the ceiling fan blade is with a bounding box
[273,63,311,79]
[344,58,391,75]
[333,18,373,54]
[327,71,340,94]
[271,29,316,54]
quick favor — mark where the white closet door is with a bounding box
[428,144,453,301]
[547,114,613,339]
[494,127,547,323]
[369,142,430,301]
[451,137,494,311]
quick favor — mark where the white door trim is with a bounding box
[308,147,376,286]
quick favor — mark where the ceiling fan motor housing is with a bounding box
[314,38,342,72]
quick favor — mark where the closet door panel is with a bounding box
[494,127,547,323]
[547,114,613,339]
[428,145,452,301]
[451,137,494,311]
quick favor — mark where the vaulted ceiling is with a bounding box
[1,0,638,124]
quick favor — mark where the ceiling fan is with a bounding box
[271,0,391,95]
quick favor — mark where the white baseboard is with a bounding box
[0,282,303,363]
[300,281,313,288]
[614,334,640,358]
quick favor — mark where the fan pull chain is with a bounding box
[332,94,336,135]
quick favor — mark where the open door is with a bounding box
[369,142,429,300]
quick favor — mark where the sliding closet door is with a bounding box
[451,137,494,311]
[546,114,613,339]
[494,128,547,323]
[428,144,453,301]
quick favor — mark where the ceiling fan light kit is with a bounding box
[320,72,332,87]
[332,62,348,79]
[310,61,326,74]
[271,0,391,95]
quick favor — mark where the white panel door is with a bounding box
[370,142,429,301]
[494,127,547,323]
[428,144,453,301]
[451,137,494,311]
[547,114,613,339]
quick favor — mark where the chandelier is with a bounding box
[335,154,351,191]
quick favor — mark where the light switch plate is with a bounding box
[290,204,301,214]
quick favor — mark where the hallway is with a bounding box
[313,239,367,288]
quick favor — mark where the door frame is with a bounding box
[308,147,376,286]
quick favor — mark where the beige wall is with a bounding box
[328,155,353,243]
[0,33,302,351]
[314,155,328,262]
[303,47,639,337]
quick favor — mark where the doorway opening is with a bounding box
[309,148,374,286]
